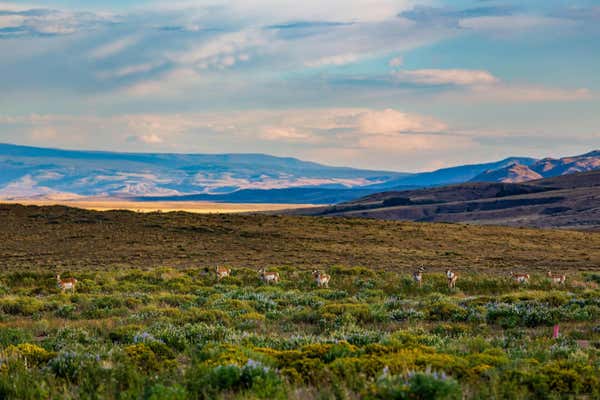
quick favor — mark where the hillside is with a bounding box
[0,203,598,272]
[471,150,600,183]
[292,170,600,230]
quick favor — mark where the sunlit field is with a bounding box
[1,200,315,214]
[0,205,598,399]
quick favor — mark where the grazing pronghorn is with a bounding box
[547,271,566,285]
[413,266,425,288]
[446,269,458,289]
[510,272,530,284]
[259,268,280,284]
[215,266,232,280]
[312,270,331,288]
[56,274,77,293]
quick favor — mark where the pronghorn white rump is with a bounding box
[413,266,424,288]
[446,269,458,289]
[547,271,566,284]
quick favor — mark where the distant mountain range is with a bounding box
[0,143,598,204]
[291,170,600,230]
[471,151,600,183]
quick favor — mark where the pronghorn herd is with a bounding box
[54,268,567,293]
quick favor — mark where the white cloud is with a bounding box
[355,108,447,134]
[0,14,25,29]
[305,53,360,68]
[137,134,164,144]
[260,127,319,142]
[123,68,204,97]
[394,69,499,86]
[89,36,140,59]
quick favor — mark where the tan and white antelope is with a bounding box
[413,266,425,288]
[215,266,232,280]
[510,272,530,284]
[56,274,77,293]
[547,271,566,285]
[259,268,280,284]
[446,269,458,289]
[312,270,331,288]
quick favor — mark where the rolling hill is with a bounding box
[292,170,600,230]
[471,150,600,183]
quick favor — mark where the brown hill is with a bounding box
[471,150,600,183]
[291,170,600,230]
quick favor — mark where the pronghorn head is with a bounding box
[56,274,61,281]
[546,271,553,277]
[312,270,320,278]
[258,268,265,275]
[446,269,453,278]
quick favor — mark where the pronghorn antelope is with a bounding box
[547,271,566,285]
[510,272,530,284]
[259,268,280,284]
[446,269,458,289]
[312,270,331,288]
[56,274,77,293]
[215,266,232,280]
[413,266,425,288]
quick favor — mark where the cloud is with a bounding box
[305,53,360,68]
[89,36,140,59]
[459,16,575,34]
[468,85,592,103]
[355,109,447,134]
[388,56,403,67]
[0,7,116,38]
[128,134,164,144]
[393,69,499,86]
[260,127,320,143]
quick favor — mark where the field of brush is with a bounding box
[0,204,599,399]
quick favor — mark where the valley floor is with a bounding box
[0,200,315,214]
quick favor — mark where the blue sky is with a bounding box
[0,0,599,171]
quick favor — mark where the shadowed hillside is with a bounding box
[290,170,600,230]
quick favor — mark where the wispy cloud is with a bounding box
[393,69,499,86]
[89,36,140,59]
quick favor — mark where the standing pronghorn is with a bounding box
[312,270,331,288]
[215,266,232,280]
[413,266,425,288]
[446,269,458,289]
[510,272,530,284]
[259,268,280,284]
[56,274,77,293]
[547,271,566,285]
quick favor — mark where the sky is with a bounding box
[0,0,599,172]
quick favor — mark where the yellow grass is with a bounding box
[1,200,315,214]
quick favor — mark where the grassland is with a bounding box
[0,204,599,399]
